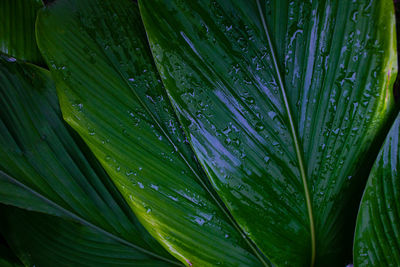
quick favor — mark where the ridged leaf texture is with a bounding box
[354,111,400,267]
[36,0,263,266]
[0,56,178,266]
[140,0,398,266]
[1,206,174,267]
[0,0,44,64]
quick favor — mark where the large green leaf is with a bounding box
[139,0,398,266]
[0,56,178,265]
[36,0,263,266]
[0,0,44,64]
[353,111,400,266]
[1,206,172,267]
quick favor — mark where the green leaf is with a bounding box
[0,259,21,267]
[36,0,263,266]
[353,111,400,266]
[0,233,22,267]
[0,206,173,267]
[139,0,397,266]
[0,0,44,64]
[0,56,178,265]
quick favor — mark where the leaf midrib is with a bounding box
[255,1,316,266]
[80,6,270,264]
[0,170,182,266]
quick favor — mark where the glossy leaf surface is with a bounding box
[36,0,262,266]
[354,111,400,266]
[0,0,44,64]
[1,206,172,267]
[0,56,177,265]
[140,0,398,266]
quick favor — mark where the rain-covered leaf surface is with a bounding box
[36,0,263,266]
[0,0,44,64]
[139,0,398,266]
[353,111,400,267]
[0,56,177,266]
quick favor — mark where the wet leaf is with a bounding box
[354,111,400,267]
[0,56,177,266]
[36,0,263,266]
[140,0,398,265]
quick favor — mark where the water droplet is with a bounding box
[88,128,95,136]
[255,122,264,131]
[319,143,326,151]
[268,111,277,120]
[168,195,178,202]
[150,184,159,191]
[195,217,205,226]
[351,10,359,23]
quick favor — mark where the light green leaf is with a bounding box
[1,206,173,267]
[0,0,44,64]
[0,56,178,265]
[139,0,397,266]
[353,111,400,266]
[36,0,263,266]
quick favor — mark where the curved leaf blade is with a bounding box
[0,56,177,265]
[0,232,22,267]
[0,0,44,64]
[353,111,400,266]
[139,0,398,265]
[1,206,173,267]
[36,0,263,266]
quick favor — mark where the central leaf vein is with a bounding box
[256,1,316,266]
[89,21,269,265]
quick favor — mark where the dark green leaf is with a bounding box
[139,0,398,266]
[1,206,173,267]
[0,56,177,265]
[0,232,22,267]
[0,0,44,64]
[353,111,400,266]
[36,0,263,266]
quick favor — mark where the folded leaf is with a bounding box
[36,0,263,266]
[0,0,44,64]
[0,56,177,265]
[139,0,397,266]
[1,206,173,267]
[353,111,400,266]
